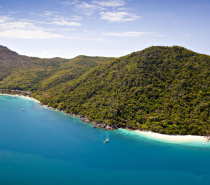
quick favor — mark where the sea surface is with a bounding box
[0,95,210,185]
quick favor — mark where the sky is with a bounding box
[0,0,210,58]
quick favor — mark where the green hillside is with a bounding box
[0,46,113,90]
[34,46,210,135]
[0,45,209,135]
[0,45,37,80]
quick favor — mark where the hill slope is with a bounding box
[0,46,113,90]
[0,45,37,80]
[35,46,210,135]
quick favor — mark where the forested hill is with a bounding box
[0,45,113,90]
[0,45,209,135]
[0,45,37,79]
[34,46,210,136]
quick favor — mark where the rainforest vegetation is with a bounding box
[0,45,209,136]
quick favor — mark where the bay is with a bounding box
[0,95,210,185]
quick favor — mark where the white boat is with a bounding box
[104,138,109,143]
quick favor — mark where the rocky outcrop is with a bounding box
[72,114,118,130]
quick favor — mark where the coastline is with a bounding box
[42,105,117,130]
[0,93,41,104]
[1,93,209,144]
[135,130,208,144]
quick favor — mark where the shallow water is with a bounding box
[0,95,210,185]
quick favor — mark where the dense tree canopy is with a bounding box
[0,46,113,90]
[0,45,209,135]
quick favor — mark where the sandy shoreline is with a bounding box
[135,130,208,144]
[0,93,41,103]
[1,93,209,144]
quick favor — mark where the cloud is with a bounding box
[62,0,125,8]
[30,11,58,17]
[100,11,140,22]
[0,21,35,30]
[61,0,79,6]
[92,0,125,7]
[62,0,134,20]
[102,31,166,37]
[102,31,150,37]
[76,2,102,15]
[0,16,64,39]
[51,17,81,26]
[43,11,56,16]
[71,16,82,21]
[0,29,64,39]
[0,16,13,23]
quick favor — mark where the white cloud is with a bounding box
[0,21,35,30]
[71,16,82,21]
[102,31,150,37]
[92,0,125,7]
[61,0,79,6]
[0,29,64,39]
[76,2,102,15]
[117,7,129,11]
[62,0,130,19]
[0,16,13,23]
[31,11,58,17]
[43,11,55,16]
[52,21,81,26]
[102,31,166,37]
[0,17,64,39]
[51,17,81,26]
[100,11,140,22]
[61,0,103,16]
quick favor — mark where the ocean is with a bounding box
[0,95,210,185]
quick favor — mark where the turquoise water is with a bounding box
[0,95,210,185]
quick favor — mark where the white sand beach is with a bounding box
[136,130,207,144]
[0,94,40,103]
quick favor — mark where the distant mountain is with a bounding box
[0,45,36,79]
[0,45,209,136]
[36,46,210,136]
[0,45,113,90]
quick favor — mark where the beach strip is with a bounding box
[0,94,40,103]
[136,130,207,144]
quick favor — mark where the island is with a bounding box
[0,45,209,137]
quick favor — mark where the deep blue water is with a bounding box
[0,95,210,185]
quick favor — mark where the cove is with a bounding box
[0,95,210,185]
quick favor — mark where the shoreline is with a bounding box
[0,93,41,103]
[135,130,208,144]
[41,104,117,130]
[1,93,209,144]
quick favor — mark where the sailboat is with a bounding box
[104,138,109,143]
[104,133,109,143]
